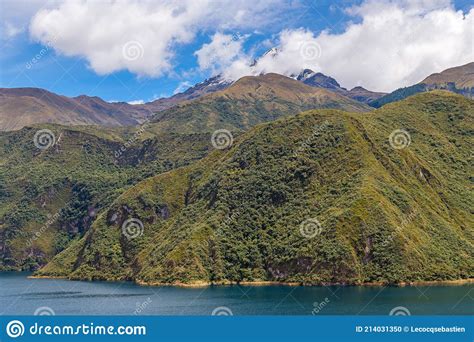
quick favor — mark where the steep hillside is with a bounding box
[370,62,474,107]
[0,124,212,270]
[0,88,153,131]
[149,73,371,134]
[38,91,473,284]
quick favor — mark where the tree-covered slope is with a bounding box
[0,124,212,270]
[369,84,429,108]
[37,91,473,284]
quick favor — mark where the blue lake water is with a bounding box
[1,272,472,315]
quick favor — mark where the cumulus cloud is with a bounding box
[1,0,60,40]
[218,29,323,81]
[127,99,145,105]
[29,0,285,77]
[200,0,474,92]
[195,33,248,75]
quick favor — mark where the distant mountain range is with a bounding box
[0,88,152,131]
[0,62,473,131]
[147,73,371,134]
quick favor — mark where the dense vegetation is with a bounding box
[0,124,212,270]
[37,91,473,284]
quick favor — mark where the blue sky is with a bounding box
[1,0,473,103]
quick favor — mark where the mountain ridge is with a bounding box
[147,73,371,134]
[0,87,152,131]
[295,69,386,104]
[370,62,474,108]
[2,62,472,131]
[422,62,474,88]
[145,75,232,112]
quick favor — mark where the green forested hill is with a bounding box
[37,91,474,284]
[0,125,212,270]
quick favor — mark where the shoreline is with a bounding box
[26,274,474,288]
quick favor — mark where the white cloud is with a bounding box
[201,0,474,92]
[195,33,248,75]
[127,100,145,105]
[173,81,193,95]
[29,0,286,77]
[222,29,324,80]
[1,0,59,40]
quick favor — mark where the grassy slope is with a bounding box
[0,124,212,270]
[38,91,473,284]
